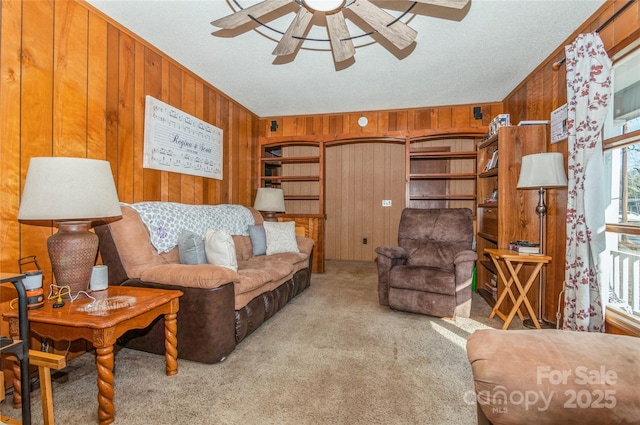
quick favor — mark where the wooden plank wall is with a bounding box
[260,103,503,261]
[502,0,640,324]
[260,103,503,139]
[325,142,405,261]
[0,0,258,335]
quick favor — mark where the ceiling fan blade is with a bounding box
[347,0,417,50]
[211,0,292,29]
[411,0,470,9]
[272,6,313,56]
[326,11,355,62]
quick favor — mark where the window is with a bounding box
[603,45,640,323]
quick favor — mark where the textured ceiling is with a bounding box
[87,0,607,117]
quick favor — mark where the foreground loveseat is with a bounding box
[95,202,313,364]
[467,329,640,425]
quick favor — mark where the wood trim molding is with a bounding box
[606,307,640,337]
[259,128,487,145]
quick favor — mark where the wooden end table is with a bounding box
[3,286,182,425]
[485,248,551,330]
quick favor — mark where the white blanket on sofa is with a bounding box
[128,202,255,253]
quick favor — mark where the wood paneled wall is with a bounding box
[0,0,258,334]
[502,0,640,324]
[260,103,503,140]
[260,103,502,261]
[325,142,405,261]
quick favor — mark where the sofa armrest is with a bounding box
[453,249,477,318]
[454,249,477,266]
[375,246,408,306]
[139,264,238,289]
[296,236,314,257]
[375,246,408,260]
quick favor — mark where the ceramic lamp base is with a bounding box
[261,211,279,222]
[48,221,98,293]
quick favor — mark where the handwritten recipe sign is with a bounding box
[143,95,223,179]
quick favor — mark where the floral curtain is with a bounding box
[563,33,612,332]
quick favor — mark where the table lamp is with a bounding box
[517,152,568,327]
[253,188,285,222]
[18,157,122,293]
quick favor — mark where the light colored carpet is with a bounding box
[2,260,522,424]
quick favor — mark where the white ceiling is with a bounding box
[87,0,607,117]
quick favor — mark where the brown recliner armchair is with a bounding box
[375,208,477,318]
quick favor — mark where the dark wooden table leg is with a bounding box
[96,345,115,425]
[11,359,22,408]
[164,312,178,376]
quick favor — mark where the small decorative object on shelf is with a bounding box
[508,240,540,254]
[484,188,498,203]
[487,114,510,139]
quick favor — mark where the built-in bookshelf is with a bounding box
[475,125,547,313]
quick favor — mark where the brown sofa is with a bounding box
[467,329,640,425]
[95,203,313,364]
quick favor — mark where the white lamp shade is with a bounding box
[517,153,568,189]
[18,157,122,221]
[253,188,286,212]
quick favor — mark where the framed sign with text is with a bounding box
[143,95,223,179]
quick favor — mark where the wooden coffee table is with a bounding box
[4,285,182,425]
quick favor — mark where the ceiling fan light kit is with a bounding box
[304,0,345,13]
[211,0,470,65]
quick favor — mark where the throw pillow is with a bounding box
[263,221,300,255]
[248,225,267,256]
[177,230,207,265]
[204,228,238,271]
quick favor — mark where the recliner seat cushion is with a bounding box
[389,265,455,295]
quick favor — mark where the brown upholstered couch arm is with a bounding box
[296,236,314,257]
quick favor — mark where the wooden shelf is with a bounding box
[410,150,477,159]
[479,168,498,178]
[284,195,320,201]
[479,259,497,275]
[261,176,320,182]
[477,287,497,307]
[410,194,477,200]
[409,173,477,179]
[477,232,498,243]
[261,156,320,164]
[478,134,498,149]
[407,136,479,209]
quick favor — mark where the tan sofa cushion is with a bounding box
[140,264,238,289]
[234,259,295,309]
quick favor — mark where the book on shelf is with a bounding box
[483,149,499,172]
[484,282,497,296]
[517,120,549,126]
[508,241,540,254]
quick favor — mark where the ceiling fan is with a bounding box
[211,0,470,64]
